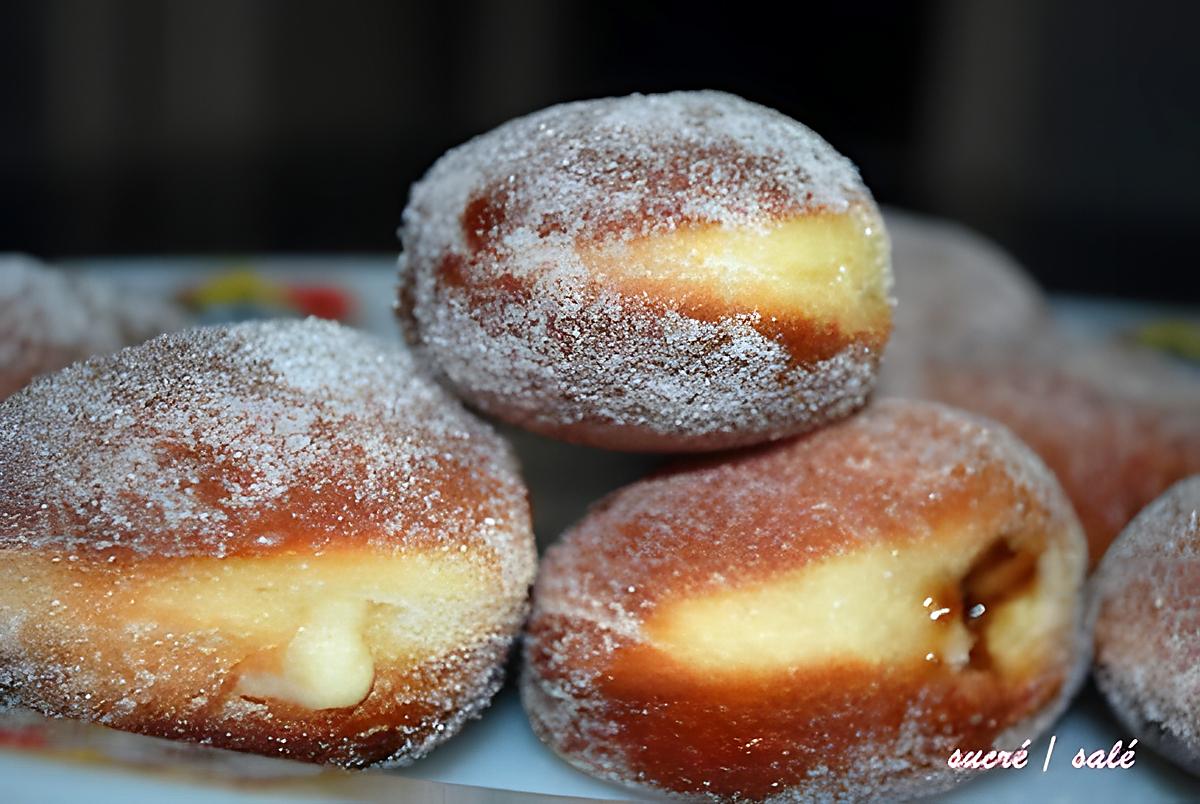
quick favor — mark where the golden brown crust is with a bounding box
[527,635,1062,802]
[924,351,1200,568]
[0,319,537,766]
[522,399,1088,801]
[1,545,514,766]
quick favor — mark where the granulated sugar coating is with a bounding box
[522,399,1088,802]
[0,254,186,400]
[0,318,536,767]
[1092,476,1200,775]
[399,91,893,452]
[915,338,1200,569]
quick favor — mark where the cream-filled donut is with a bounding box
[0,318,536,766]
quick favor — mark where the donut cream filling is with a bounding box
[646,525,1074,678]
[234,596,375,709]
[583,206,890,334]
[0,549,497,710]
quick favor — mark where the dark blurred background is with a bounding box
[1,0,1196,301]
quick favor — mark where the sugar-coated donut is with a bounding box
[1092,476,1200,775]
[0,318,536,766]
[0,254,187,400]
[522,399,1088,802]
[399,91,892,452]
[915,341,1200,568]
[877,210,1049,396]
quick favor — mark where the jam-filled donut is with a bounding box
[522,399,1088,801]
[399,91,892,452]
[0,318,536,766]
[916,341,1200,568]
[1092,476,1200,775]
[0,254,186,400]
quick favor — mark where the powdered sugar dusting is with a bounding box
[1092,476,1200,774]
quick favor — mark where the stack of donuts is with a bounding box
[0,91,1196,801]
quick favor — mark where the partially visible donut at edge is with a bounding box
[1092,476,1200,775]
[521,399,1089,801]
[915,341,1200,568]
[0,254,188,401]
[398,91,892,452]
[0,318,536,766]
[877,209,1050,397]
